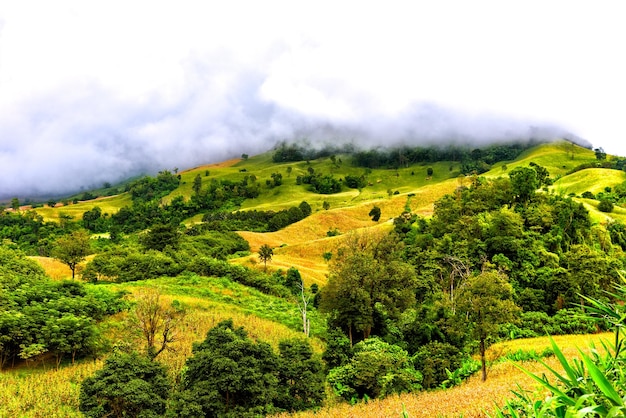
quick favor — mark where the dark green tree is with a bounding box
[320,232,417,344]
[275,339,325,411]
[369,206,381,222]
[192,174,202,195]
[79,352,170,418]
[169,319,279,417]
[140,223,180,252]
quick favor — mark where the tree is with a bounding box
[323,201,330,210]
[327,338,421,401]
[79,352,170,418]
[169,319,280,417]
[595,147,607,161]
[82,206,103,232]
[598,198,614,213]
[130,288,183,359]
[140,223,180,252]
[509,166,539,203]
[275,339,325,411]
[11,197,19,211]
[427,167,434,177]
[320,232,417,344]
[192,173,202,195]
[457,270,520,381]
[369,206,381,222]
[52,230,92,279]
[258,244,273,271]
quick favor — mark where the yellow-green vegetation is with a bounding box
[34,193,132,223]
[552,168,626,196]
[488,140,597,178]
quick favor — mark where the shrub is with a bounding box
[413,341,464,389]
[598,198,614,213]
[327,338,422,402]
[79,352,170,417]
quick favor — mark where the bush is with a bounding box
[79,352,170,417]
[413,341,464,389]
[598,198,614,213]
[327,338,422,402]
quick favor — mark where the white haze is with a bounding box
[0,1,624,199]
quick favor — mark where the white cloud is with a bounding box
[1,1,625,198]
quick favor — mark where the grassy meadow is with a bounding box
[6,139,626,417]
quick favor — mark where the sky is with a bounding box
[1,1,625,199]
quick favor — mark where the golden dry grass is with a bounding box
[29,256,94,281]
[232,179,456,286]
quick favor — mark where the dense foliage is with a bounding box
[79,352,171,418]
[169,319,324,417]
[202,201,312,232]
[0,247,128,368]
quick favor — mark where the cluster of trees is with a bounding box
[272,141,354,163]
[127,170,180,202]
[0,247,128,368]
[202,201,312,232]
[0,209,66,255]
[80,319,325,417]
[314,163,624,390]
[296,170,342,194]
[351,141,542,172]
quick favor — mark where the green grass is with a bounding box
[551,168,626,196]
[34,193,132,222]
[105,273,326,339]
[29,140,612,229]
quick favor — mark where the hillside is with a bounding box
[5,138,626,417]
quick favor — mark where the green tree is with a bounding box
[52,230,92,279]
[509,166,539,203]
[140,223,180,252]
[457,270,520,381]
[327,338,422,401]
[598,198,614,213]
[258,244,273,271]
[169,319,279,417]
[275,339,325,411]
[82,206,103,232]
[79,352,170,418]
[369,206,381,222]
[595,147,607,161]
[427,167,434,177]
[320,232,417,344]
[11,197,19,211]
[192,173,202,195]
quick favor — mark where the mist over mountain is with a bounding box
[0,80,581,201]
[0,2,619,200]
